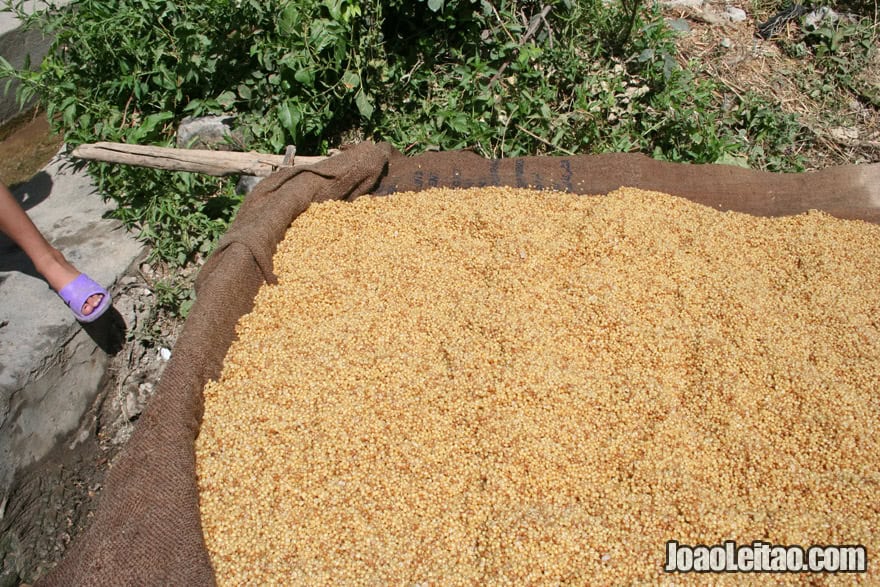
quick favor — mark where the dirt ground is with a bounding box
[0,253,193,585]
[0,110,63,189]
[672,0,880,168]
[0,3,877,582]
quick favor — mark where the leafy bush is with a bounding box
[803,11,878,107]
[1,0,807,265]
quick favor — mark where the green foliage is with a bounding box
[0,0,810,278]
[0,0,251,265]
[369,0,797,167]
[802,12,878,106]
[153,275,197,318]
[729,94,807,171]
[775,6,878,107]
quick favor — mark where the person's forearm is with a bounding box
[0,181,57,270]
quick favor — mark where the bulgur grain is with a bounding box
[196,187,880,585]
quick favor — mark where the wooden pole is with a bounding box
[71,142,329,177]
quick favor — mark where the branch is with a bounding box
[71,142,329,176]
[488,4,553,87]
[515,123,576,156]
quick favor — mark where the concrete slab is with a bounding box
[0,151,145,505]
[0,1,72,126]
[0,2,59,33]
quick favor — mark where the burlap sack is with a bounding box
[375,149,880,222]
[39,142,880,586]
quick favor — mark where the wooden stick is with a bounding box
[71,142,329,177]
[487,4,552,87]
[515,123,576,156]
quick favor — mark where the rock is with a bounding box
[0,154,142,507]
[725,6,747,22]
[804,6,838,30]
[176,116,243,150]
[666,18,692,34]
[124,391,140,421]
[236,175,263,195]
[124,381,154,422]
[659,0,703,8]
[0,327,115,514]
[720,37,733,48]
[829,126,859,142]
[694,7,729,26]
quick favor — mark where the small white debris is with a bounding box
[659,0,703,8]
[125,391,141,420]
[159,347,172,361]
[829,126,859,142]
[805,6,838,29]
[666,17,692,34]
[725,6,747,22]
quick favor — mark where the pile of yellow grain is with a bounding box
[196,187,879,585]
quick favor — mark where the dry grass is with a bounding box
[671,3,880,169]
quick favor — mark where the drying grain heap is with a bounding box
[196,187,879,585]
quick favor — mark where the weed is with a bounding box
[731,94,807,172]
[152,277,196,318]
[803,11,878,106]
[0,0,814,274]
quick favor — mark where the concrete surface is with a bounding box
[0,152,145,507]
[0,1,71,126]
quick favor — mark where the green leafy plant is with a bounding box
[0,0,810,278]
[0,0,255,267]
[730,94,807,171]
[153,276,197,318]
[802,12,878,106]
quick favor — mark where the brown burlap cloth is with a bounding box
[40,142,880,586]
